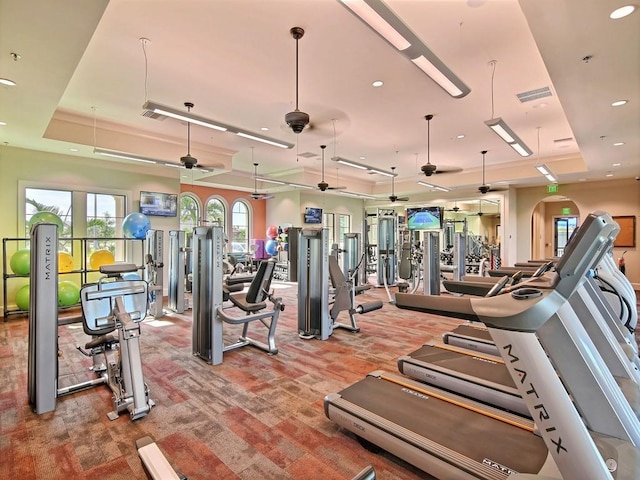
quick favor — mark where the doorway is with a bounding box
[553,216,579,256]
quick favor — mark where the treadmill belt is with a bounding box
[337,375,548,475]
[451,324,493,341]
[406,345,516,388]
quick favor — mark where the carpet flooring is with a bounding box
[0,282,463,480]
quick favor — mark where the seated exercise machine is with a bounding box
[145,229,164,318]
[167,229,190,314]
[28,222,154,421]
[298,227,381,340]
[329,255,383,333]
[191,225,284,366]
[135,436,376,480]
[326,211,640,479]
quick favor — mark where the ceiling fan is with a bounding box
[250,150,274,200]
[470,199,485,217]
[388,167,409,202]
[478,150,507,194]
[445,202,461,212]
[284,27,310,135]
[180,102,199,170]
[317,145,345,191]
[420,114,463,177]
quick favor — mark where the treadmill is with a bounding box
[443,323,499,356]
[325,212,640,480]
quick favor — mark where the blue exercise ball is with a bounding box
[122,213,151,239]
[265,239,278,257]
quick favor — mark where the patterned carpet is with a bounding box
[0,282,462,480]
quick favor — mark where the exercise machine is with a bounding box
[28,221,154,420]
[342,232,363,288]
[167,229,190,314]
[191,225,284,365]
[145,229,164,318]
[298,227,331,339]
[377,209,397,287]
[329,255,383,333]
[326,211,640,479]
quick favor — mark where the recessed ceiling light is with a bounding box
[606,172,614,177]
[359,156,366,160]
[610,5,636,19]
[0,78,16,86]
[611,100,628,106]
[612,162,622,167]
[261,127,269,131]
[69,148,79,152]
[613,142,625,146]
[456,134,465,139]
[372,80,384,87]
[0,121,6,126]
[579,178,587,182]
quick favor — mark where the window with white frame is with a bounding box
[179,193,200,234]
[231,200,250,253]
[205,197,226,230]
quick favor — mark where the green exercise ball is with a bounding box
[28,211,64,233]
[15,284,30,311]
[58,280,80,307]
[10,249,30,275]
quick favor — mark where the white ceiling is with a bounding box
[1,0,638,203]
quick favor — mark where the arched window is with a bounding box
[230,200,250,253]
[179,193,200,233]
[205,196,226,231]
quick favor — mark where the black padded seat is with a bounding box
[228,259,274,313]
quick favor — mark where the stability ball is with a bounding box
[122,212,151,239]
[28,211,64,233]
[266,225,278,239]
[89,249,115,270]
[15,284,30,311]
[10,249,30,275]
[58,280,80,307]
[58,252,74,273]
[265,239,279,257]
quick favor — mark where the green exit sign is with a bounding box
[562,207,571,215]
[547,184,558,193]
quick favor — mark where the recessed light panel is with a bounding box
[610,5,635,19]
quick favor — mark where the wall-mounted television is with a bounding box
[304,207,323,224]
[406,206,442,230]
[140,191,178,217]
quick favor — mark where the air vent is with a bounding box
[516,86,552,103]
[298,151,317,158]
[141,109,166,120]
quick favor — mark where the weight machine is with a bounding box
[145,229,164,318]
[298,227,331,340]
[167,230,190,313]
[191,226,283,365]
[28,222,154,420]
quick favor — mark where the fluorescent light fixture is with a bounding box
[236,131,292,149]
[338,0,470,98]
[330,156,395,176]
[611,100,628,106]
[369,168,395,177]
[411,56,464,97]
[535,164,557,182]
[332,156,369,170]
[340,0,411,50]
[417,181,450,192]
[163,163,182,168]
[94,147,158,164]
[339,191,376,199]
[143,100,294,149]
[485,117,533,157]
[256,177,287,185]
[288,183,314,190]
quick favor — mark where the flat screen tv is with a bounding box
[406,206,442,230]
[304,207,323,224]
[140,191,178,217]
